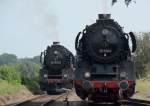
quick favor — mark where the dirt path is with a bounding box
[0,87,37,106]
[132,93,150,101]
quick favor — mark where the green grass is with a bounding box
[0,80,22,95]
[136,78,150,98]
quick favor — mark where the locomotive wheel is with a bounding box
[39,82,46,91]
[47,91,55,95]
[123,91,129,99]
[128,85,135,97]
[75,86,88,100]
[47,90,58,95]
[114,101,121,106]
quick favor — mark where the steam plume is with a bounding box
[32,0,59,42]
[100,0,111,14]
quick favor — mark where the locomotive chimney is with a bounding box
[98,14,111,19]
[53,41,60,45]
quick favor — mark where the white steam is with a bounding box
[32,0,59,42]
[100,0,111,14]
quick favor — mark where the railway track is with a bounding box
[11,94,47,106]
[41,93,68,106]
[11,93,67,106]
[10,90,150,106]
[118,98,150,106]
[87,99,150,106]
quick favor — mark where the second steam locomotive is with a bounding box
[39,42,74,94]
[74,14,137,102]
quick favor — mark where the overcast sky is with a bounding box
[0,0,150,58]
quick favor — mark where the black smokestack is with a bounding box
[53,42,60,45]
[98,14,111,19]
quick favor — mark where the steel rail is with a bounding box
[12,94,47,106]
[128,98,150,106]
[118,98,150,106]
[40,93,68,106]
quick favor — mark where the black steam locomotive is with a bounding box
[74,14,136,102]
[39,42,74,94]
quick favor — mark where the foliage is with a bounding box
[112,0,132,6]
[0,53,17,65]
[0,65,21,84]
[16,59,40,91]
[0,54,41,93]
[135,32,150,78]
[19,56,41,65]
[16,59,39,80]
[23,78,40,92]
[31,56,41,65]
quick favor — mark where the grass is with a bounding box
[0,80,23,95]
[136,78,150,98]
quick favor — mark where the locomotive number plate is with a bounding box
[51,61,61,64]
[99,49,112,53]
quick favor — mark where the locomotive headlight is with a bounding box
[63,74,68,78]
[102,29,109,35]
[43,74,48,78]
[84,72,91,78]
[120,72,127,78]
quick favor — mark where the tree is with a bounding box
[0,53,17,65]
[31,55,41,65]
[16,59,39,81]
[16,59,40,91]
[112,0,133,6]
[0,65,21,84]
[135,32,150,78]
[0,53,41,91]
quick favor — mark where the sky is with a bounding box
[0,0,150,58]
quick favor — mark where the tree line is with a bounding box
[135,32,150,78]
[0,54,41,92]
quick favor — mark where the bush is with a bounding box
[0,65,21,84]
[0,54,41,94]
[16,59,40,92]
[24,78,40,92]
[16,60,39,80]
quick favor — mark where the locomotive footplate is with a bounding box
[75,80,135,89]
